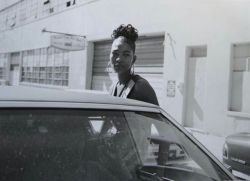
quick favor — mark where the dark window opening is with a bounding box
[43,0,50,5]
[66,1,71,7]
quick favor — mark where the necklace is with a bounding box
[115,76,132,97]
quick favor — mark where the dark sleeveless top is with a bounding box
[110,74,159,106]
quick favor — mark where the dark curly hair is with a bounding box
[111,24,138,52]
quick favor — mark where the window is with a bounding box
[0,109,139,181]
[0,54,8,80]
[230,43,250,113]
[43,0,50,5]
[0,0,96,31]
[21,47,69,87]
[66,1,71,7]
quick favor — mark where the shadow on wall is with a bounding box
[184,56,206,129]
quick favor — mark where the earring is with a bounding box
[130,64,135,75]
[106,61,113,73]
[106,62,110,73]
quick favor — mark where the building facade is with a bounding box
[0,0,250,136]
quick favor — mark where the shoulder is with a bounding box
[130,75,159,105]
[132,75,152,90]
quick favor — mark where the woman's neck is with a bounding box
[118,70,132,85]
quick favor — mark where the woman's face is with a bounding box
[110,36,135,74]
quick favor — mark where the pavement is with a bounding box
[190,129,225,162]
[187,128,250,180]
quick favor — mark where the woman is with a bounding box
[109,24,159,105]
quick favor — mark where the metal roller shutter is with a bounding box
[91,36,164,105]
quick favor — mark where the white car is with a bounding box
[0,87,235,181]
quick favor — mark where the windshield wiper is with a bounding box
[136,167,175,181]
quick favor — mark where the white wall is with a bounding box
[0,0,250,136]
[0,4,87,52]
[0,0,20,11]
[0,4,88,89]
[68,50,86,89]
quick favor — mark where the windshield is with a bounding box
[0,109,231,181]
[125,112,231,181]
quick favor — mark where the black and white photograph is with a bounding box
[0,0,249,180]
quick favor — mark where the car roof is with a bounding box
[0,86,159,111]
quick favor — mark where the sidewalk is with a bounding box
[191,130,225,162]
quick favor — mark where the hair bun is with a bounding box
[112,24,138,42]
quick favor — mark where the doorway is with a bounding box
[9,52,21,86]
[10,65,20,86]
[183,46,207,129]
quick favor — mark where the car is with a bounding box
[0,87,235,181]
[223,132,250,176]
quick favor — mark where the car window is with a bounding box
[125,112,231,181]
[0,109,231,181]
[0,109,140,181]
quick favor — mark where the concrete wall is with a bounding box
[0,0,20,11]
[0,0,250,136]
[0,3,88,89]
